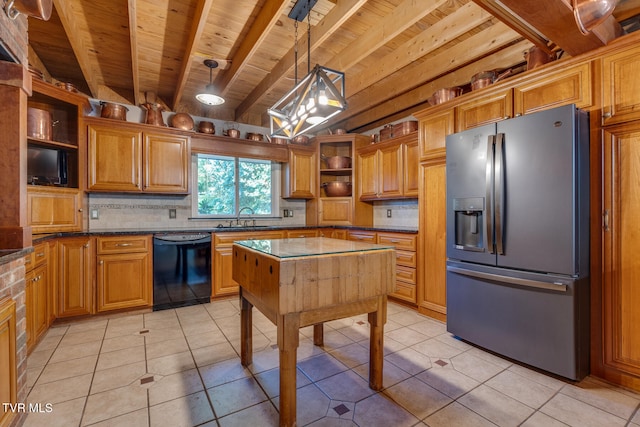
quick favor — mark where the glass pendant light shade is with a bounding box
[573,0,618,35]
[197,60,225,105]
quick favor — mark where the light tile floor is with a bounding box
[23,299,640,427]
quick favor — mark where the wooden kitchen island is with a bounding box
[232,237,396,427]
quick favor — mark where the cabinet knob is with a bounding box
[603,112,612,119]
[515,113,522,117]
[115,243,133,247]
[84,243,90,248]
[99,260,104,265]
[504,116,510,120]
[78,208,83,212]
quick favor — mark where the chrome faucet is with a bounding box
[236,206,254,225]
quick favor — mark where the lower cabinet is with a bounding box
[0,298,17,427]
[212,231,284,298]
[57,237,94,318]
[286,229,319,238]
[25,242,50,352]
[96,236,152,312]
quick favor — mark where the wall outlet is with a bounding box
[386,209,392,218]
[288,209,294,217]
[283,209,289,217]
[169,209,176,219]
[90,209,99,220]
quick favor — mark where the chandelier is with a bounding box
[268,0,347,139]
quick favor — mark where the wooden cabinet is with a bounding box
[87,120,190,194]
[347,230,418,304]
[0,298,17,427]
[356,133,418,200]
[306,134,372,226]
[27,187,82,233]
[455,88,513,132]
[25,242,50,352]
[286,229,318,238]
[212,230,284,298]
[27,79,88,233]
[418,108,454,157]
[282,145,317,199]
[96,236,152,312]
[599,123,640,390]
[601,45,640,126]
[57,237,94,318]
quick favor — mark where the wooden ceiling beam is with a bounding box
[171,0,216,110]
[331,21,523,126]
[235,0,367,120]
[127,0,142,106]
[342,39,531,132]
[347,1,492,96]
[52,0,101,97]
[213,0,290,97]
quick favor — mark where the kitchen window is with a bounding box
[193,153,279,217]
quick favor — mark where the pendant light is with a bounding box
[196,59,225,106]
[268,0,346,139]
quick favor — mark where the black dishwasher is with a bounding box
[153,233,211,310]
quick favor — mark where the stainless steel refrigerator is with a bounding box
[445,104,590,380]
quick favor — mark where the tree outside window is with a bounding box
[196,154,274,216]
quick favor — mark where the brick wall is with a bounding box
[0,7,28,65]
[0,255,27,427]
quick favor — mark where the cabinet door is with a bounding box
[602,46,640,125]
[144,133,190,193]
[318,198,353,225]
[513,62,593,116]
[88,125,143,192]
[379,143,403,199]
[26,264,49,352]
[601,124,640,386]
[455,89,513,132]
[213,245,238,298]
[418,162,447,321]
[418,109,454,158]
[283,147,317,199]
[57,237,93,317]
[97,252,152,312]
[27,187,82,232]
[403,140,419,197]
[0,298,17,427]
[357,149,378,200]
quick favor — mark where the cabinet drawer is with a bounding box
[396,265,416,284]
[25,242,49,271]
[286,229,318,238]
[377,232,417,251]
[390,281,416,304]
[347,230,377,243]
[97,235,151,254]
[396,250,417,268]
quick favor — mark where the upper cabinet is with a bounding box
[356,132,418,201]
[282,144,317,199]
[87,119,190,194]
[601,44,640,126]
[27,80,90,233]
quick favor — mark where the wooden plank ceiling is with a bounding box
[26,0,640,132]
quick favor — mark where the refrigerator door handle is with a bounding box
[447,265,568,292]
[495,133,505,255]
[485,135,495,254]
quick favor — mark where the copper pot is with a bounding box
[524,47,556,70]
[5,0,52,20]
[100,102,128,121]
[55,82,78,93]
[291,135,310,145]
[470,69,512,91]
[246,132,264,141]
[225,129,240,138]
[169,113,194,130]
[141,102,166,126]
[198,121,215,134]
[27,107,53,140]
[322,181,352,197]
[428,87,463,105]
[322,155,351,169]
[268,136,288,144]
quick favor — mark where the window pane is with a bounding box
[197,156,236,215]
[238,159,272,215]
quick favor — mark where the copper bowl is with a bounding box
[291,135,310,145]
[269,136,288,145]
[428,87,463,105]
[169,113,194,130]
[246,132,264,141]
[55,82,78,93]
[225,129,240,138]
[100,102,129,121]
[198,121,215,134]
[323,155,351,169]
[322,181,352,197]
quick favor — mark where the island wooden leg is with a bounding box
[278,313,300,427]
[313,323,324,346]
[368,296,387,391]
[240,291,253,367]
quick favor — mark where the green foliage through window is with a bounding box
[196,154,274,216]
